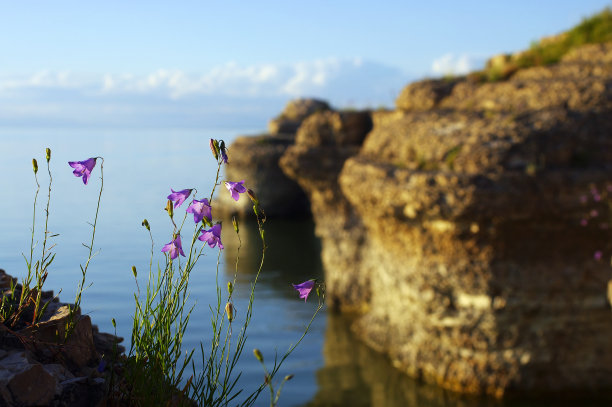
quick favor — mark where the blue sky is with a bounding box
[1,0,611,128]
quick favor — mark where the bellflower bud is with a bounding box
[225,302,235,322]
[253,348,264,363]
[219,140,228,163]
[45,148,51,162]
[227,281,233,295]
[132,266,137,279]
[284,374,294,381]
[141,219,150,230]
[209,139,219,161]
[232,216,239,234]
[111,318,116,328]
[32,158,38,174]
[165,200,174,218]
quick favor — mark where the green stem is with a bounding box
[74,157,104,312]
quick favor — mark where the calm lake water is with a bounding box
[0,128,607,406]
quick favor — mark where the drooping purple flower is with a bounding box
[590,209,599,218]
[68,158,97,185]
[97,359,107,373]
[292,280,315,302]
[186,198,212,223]
[594,250,603,261]
[225,180,247,201]
[167,189,193,208]
[580,219,588,227]
[161,235,186,260]
[199,223,223,249]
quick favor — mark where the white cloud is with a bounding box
[431,53,485,76]
[0,58,410,127]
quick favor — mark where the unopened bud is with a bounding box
[131,266,137,278]
[253,348,264,363]
[232,216,239,234]
[209,139,220,161]
[284,374,294,381]
[165,200,174,218]
[253,204,259,217]
[45,148,51,162]
[219,140,228,163]
[227,281,233,295]
[111,318,116,328]
[225,302,234,322]
[32,158,38,174]
[247,189,258,204]
[141,219,150,230]
[260,228,265,241]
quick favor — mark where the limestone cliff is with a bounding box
[280,43,612,397]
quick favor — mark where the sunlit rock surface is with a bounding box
[280,43,612,397]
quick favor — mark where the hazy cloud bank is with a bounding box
[0,59,410,128]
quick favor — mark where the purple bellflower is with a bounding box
[199,223,224,249]
[68,158,97,185]
[292,280,315,302]
[167,189,193,208]
[187,198,212,223]
[225,180,247,201]
[161,235,186,260]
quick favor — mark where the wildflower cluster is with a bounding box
[117,138,323,406]
[10,140,323,406]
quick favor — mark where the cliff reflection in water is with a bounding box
[305,313,494,407]
[222,217,324,291]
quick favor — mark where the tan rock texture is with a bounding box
[280,43,612,397]
[268,98,330,135]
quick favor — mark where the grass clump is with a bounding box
[476,7,612,82]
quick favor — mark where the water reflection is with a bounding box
[222,217,324,294]
[305,313,497,407]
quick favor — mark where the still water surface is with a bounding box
[0,128,607,406]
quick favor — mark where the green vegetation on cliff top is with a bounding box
[479,7,612,81]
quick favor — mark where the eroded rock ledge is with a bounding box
[279,43,612,397]
[0,269,123,406]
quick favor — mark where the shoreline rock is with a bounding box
[0,268,123,406]
[278,43,612,397]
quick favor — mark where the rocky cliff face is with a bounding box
[279,43,612,397]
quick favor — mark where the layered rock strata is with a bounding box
[280,43,612,396]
